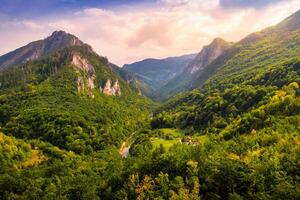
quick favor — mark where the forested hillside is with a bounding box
[152,10,300,133]
[0,8,300,200]
[0,45,154,152]
[191,10,300,90]
[0,33,156,199]
[144,10,300,200]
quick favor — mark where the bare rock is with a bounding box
[71,53,96,96]
[101,79,121,96]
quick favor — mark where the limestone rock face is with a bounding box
[71,53,96,96]
[71,53,121,97]
[72,53,95,76]
[101,79,121,96]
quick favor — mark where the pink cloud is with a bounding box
[127,19,173,48]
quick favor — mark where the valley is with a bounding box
[0,6,300,200]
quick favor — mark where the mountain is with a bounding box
[182,38,232,75]
[0,31,157,199]
[276,8,300,32]
[147,10,300,199]
[152,10,300,140]
[0,31,154,154]
[1,10,300,200]
[188,10,300,91]
[0,31,94,70]
[0,30,150,95]
[153,38,232,100]
[123,53,196,92]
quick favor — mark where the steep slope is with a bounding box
[0,30,149,97]
[0,31,92,69]
[123,53,196,91]
[192,9,300,90]
[146,12,300,199]
[0,32,156,199]
[0,32,154,154]
[154,38,232,100]
[1,10,300,200]
[152,9,300,134]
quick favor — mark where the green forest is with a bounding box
[0,8,300,200]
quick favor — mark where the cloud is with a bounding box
[0,0,299,66]
[0,0,155,18]
[127,21,173,48]
[219,0,284,9]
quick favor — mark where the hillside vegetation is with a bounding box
[0,10,300,200]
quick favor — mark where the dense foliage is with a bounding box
[146,13,300,199]
[1,10,300,200]
[0,47,153,155]
[152,58,300,133]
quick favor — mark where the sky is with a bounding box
[0,0,300,66]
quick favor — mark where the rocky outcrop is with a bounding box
[72,53,95,81]
[101,79,121,96]
[71,53,121,97]
[187,38,232,74]
[71,53,96,96]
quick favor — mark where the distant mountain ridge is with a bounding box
[184,38,232,75]
[123,53,196,92]
[153,38,232,100]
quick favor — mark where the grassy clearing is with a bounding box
[159,128,184,138]
[151,137,181,150]
[150,129,210,151]
[150,128,184,150]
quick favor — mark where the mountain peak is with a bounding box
[211,37,227,43]
[186,38,231,74]
[51,30,68,37]
[44,30,87,51]
[209,37,232,49]
[0,30,93,69]
[48,30,82,44]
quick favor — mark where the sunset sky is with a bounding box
[1,0,300,66]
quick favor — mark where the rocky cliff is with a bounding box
[71,53,121,97]
[186,38,232,74]
[71,53,96,96]
[101,79,121,96]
